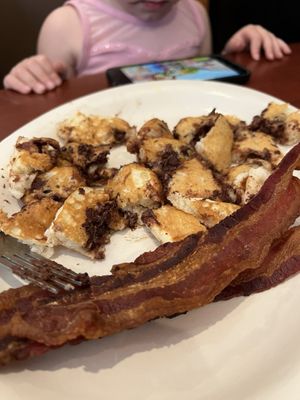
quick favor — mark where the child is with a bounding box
[3,0,291,94]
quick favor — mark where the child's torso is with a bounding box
[65,0,206,75]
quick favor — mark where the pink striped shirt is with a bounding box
[64,0,207,76]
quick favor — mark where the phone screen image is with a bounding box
[120,57,240,82]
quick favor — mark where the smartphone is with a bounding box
[106,55,250,87]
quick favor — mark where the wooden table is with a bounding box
[1,43,300,141]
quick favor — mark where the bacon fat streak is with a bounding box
[1,143,300,366]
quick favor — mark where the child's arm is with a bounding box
[3,6,82,94]
[222,24,291,60]
[197,2,212,55]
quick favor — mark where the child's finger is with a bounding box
[25,59,60,90]
[270,36,286,59]
[265,35,289,60]
[278,39,292,55]
[3,75,31,94]
[260,33,275,60]
[256,27,290,60]
[34,55,63,85]
[11,65,46,94]
[222,33,247,55]
[249,34,263,61]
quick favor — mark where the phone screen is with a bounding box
[120,56,240,83]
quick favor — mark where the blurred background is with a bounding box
[0,0,63,86]
[0,0,299,88]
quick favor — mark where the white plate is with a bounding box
[1,80,300,399]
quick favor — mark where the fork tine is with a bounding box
[25,253,86,281]
[0,255,60,294]
[14,254,79,286]
[0,232,90,293]
[0,253,90,293]
[10,254,77,291]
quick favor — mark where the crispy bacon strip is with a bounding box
[215,226,300,300]
[2,225,300,366]
[0,143,300,366]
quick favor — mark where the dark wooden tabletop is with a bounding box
[1,42,300,141]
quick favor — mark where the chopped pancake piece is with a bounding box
[285,111,300,145]
[227,162,271,204]
[138,118,173,140]
[250,103,300,145]
[234,127,253,142]
[232,131,283,167]
[46,187,124,259]
[60,142,110,184]
[107,163,163,219]
[224,115,247,139]
[56,157,73,167]
[167,195,239,228]
[139,137,193,164]
[167,158,221,201]
[138,137,194,177]
[60,142,110,171]
[173,111,218,144]
[0,198,61,249]
[87,167,118,187]
[127,118,172,154]
[224,114,243,127]
[195,115,233,173]
[58,112,135,146]
[22,166,86,204]
[250,102,287,138]
[262,102,288,120]
[8,137,60,199]
[142,205,206,243]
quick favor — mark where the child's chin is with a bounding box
[136,12,167,22]
[132,3,172,22]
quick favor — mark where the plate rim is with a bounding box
[0,79,299,400]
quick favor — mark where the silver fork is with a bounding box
[0,233,90,294]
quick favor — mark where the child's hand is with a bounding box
[3,55,66,94]
[222,24,291,61]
